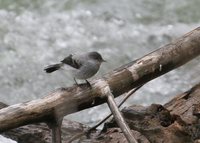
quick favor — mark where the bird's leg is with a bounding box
[85,79,91,87]
[74,78,79,85]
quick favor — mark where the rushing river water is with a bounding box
[0,0,200,142]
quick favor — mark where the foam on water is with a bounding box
[0,135,16,143]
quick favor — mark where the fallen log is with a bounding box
[2,83,200,143]
[0,26,200,137]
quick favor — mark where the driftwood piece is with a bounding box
[2,83,200,143]
[0,27,200,133]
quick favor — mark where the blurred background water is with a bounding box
[0,0,200,142]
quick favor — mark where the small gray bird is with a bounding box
[44,51,106,85]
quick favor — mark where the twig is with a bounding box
[47,119,63,143]
[52,125,62,143]
[106,88,138,143]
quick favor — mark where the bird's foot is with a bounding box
[74,78,79,86]
[85,80,92,87]
[74,78,92,88]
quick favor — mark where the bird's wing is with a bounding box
[61,54,82,69]
[74,60,100,79]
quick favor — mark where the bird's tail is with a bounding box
[44,63,63,73]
